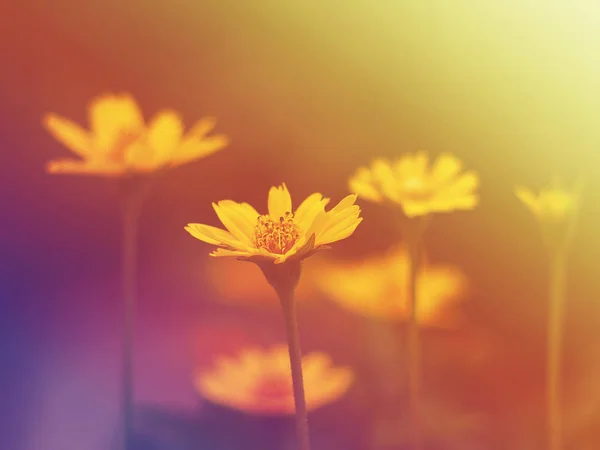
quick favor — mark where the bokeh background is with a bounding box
[2,1,600,449]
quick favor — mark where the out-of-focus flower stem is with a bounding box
[400,215,429,450]
[547,248,567,450]
[279,288,311,450]
[407,238,423,450]
[119,177,150,450]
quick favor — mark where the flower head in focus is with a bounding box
[185,183,362,265]
[349,151,479,217]
[43,93,228,176]
[194,345,354,415]
[312,245,467,327]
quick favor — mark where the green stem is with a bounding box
[547,250,567,450]
[407,239,423,450]
[279,289,311,450]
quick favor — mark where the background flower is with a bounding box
[194,345,354,415]
[311,245,467,328]
[349,152,479,217]
[44,93,228,175]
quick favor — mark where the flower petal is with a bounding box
[89,93,144,153]
[46,159,124,176]
[146,110,184,166]
[294,193,330,233]
[349,167,383,202]
[431,153,462,184]
[43,114,93,158]
[185,223,247,249]
[173,134,229,167]
[268,184,293,218]
[213,201,258,244]
[515,186,539,212]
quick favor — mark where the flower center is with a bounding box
[254,212,301,254]
[254,376,294,400]
[400,177,433,200]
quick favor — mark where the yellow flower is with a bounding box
[185,184,363,264]
[515,185,580,222]
[206,256,317,306]
[312,245,467,327]
[348,151,479,217]
[43,93,228,176]
[194,345,354,415]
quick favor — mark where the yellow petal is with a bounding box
[431,153,463,184]
[147,110,184,165]
[210,248,258,258]
[43,114,92,158]
[328,194,358,214]
[212,201,258,243]
[187,117,217,137]
[349,176,383,203]
[411,151,429,177]
[89,93,144,153]
[185,223,247,249]
[173,134,229,167]
[294,193,330,233]
[46,159,124,176]
[372,159,395,184]
[268,183,292,218]
[449,172,479,195]
[515,186,539,212]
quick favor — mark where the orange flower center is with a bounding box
[254,376,294,400]
[254,212,301,254]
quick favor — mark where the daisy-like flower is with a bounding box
[195,345,354,415]
[43,93,228,176]
[348,151,479,218]
[312,246,467,328]
[185,183,362,265]
[515,184,581,224]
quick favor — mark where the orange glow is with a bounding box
[349,152,479,217]
[43,93,228,176]
[194,345,354,415]
[205,256,317,306]
[311,245,467,327]
[185,184,362,264]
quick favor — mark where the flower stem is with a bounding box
[406,239,423,450]
[279,289,311,450]
[120,179,146,450]
[547,250,567,450]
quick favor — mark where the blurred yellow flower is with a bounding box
[43,93,228,176]
[206,256,317,306]
[186,183,362,264]
[348,151,479,217]
[195,345,354,415]
[515,185,580,223]
[312,245,467,327]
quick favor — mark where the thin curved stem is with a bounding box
[279,290,311,450]
[547,250,567,450]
